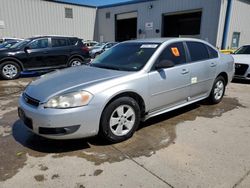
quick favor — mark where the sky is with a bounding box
[56,0,137,6]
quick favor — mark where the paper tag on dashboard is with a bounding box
[140,44,158,48]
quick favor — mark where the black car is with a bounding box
[0,36,90,80]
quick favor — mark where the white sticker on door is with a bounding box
[191,77,198,84]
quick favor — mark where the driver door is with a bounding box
[148,42,190,112]
[24,38,50,69]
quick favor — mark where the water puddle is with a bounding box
[0,77,245,181]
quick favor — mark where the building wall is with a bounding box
[0,0,97,40]
[97,0,222,46]
[227,0,250,48]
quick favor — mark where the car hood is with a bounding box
[25,66,131,102]
[232,55,250,64]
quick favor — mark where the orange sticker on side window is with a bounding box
[171,47,180,57]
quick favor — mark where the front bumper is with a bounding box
[234,63,250,80]
[18,95,101,139]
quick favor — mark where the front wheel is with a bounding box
[208,76,226,104]
[99,97,141,143]
[0,61,21,80]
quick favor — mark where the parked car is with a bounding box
[90,42,118,58]
[0,37,22,43]
[0,39,23,49]
[18,38,234,143]
[232,45,250,80]
[0,36,90,79]
[83,40,99,50]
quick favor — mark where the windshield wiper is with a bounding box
[91,64,122,71]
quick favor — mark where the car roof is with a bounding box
[125,37,209,44]
[28,35,80,40]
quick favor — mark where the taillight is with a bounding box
[81,47,89,53]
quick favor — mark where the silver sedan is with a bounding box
[18,38,234,143]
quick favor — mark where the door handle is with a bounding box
[210,62,216,67]
[181,69,189,75]
[43,51,48,54]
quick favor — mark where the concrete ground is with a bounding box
[0,76,250,188]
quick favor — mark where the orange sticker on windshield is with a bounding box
[171,47,180,57]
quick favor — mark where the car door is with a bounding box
[185,41,217,101]
[46,37,70,67]
[148,42,191,112]
[25,38,49,69]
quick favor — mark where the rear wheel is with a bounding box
[99,97,141,143]
[208,76,226,104]
[0,61,21,80]
[68,58,83,67]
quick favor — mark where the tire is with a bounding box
[0,61,21,80]
[99,97,141,143]
[68,58,83,67]
[208,76,226,104]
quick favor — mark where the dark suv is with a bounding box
[0,36,90,79]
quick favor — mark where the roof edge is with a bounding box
[44,0,97,9]
[98,0,156,9]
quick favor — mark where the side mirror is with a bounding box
[24,46,30,52]
[155,60,175,70]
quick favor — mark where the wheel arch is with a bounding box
[67,55,85,65]
[217,72,228,85]
[0,57,24,71]
[102,91,146,120]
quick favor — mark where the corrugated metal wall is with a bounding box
[97,0,222,46]
[227,0,250,48]
[0,0,97,40]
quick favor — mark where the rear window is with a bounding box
[207,45,218,59]
[52,38,68,47]
[187,41,209,62]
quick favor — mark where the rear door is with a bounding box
[185,41,218,101]
[148,42,190,112]
[47,37,70,67]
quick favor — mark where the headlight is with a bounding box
[44,91,93,109]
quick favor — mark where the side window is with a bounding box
[186,41,209,62]
[52,38,68,47]
[105,43,113,49]
[29,39,48,49]
[69,38,78,46]
[158,42,187,66]
[207,45,218,59]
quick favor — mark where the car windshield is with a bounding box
[234,46,250,54]
[91,42,160,71]
[10,39,30,49]
[0,41,9,48]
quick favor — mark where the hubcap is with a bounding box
[109,105,136,136]
[2,64,18,78]
[214,80,224,100]
[71,60,82,67]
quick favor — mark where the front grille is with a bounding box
[235,63,249,76]
[23,93,40,107]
